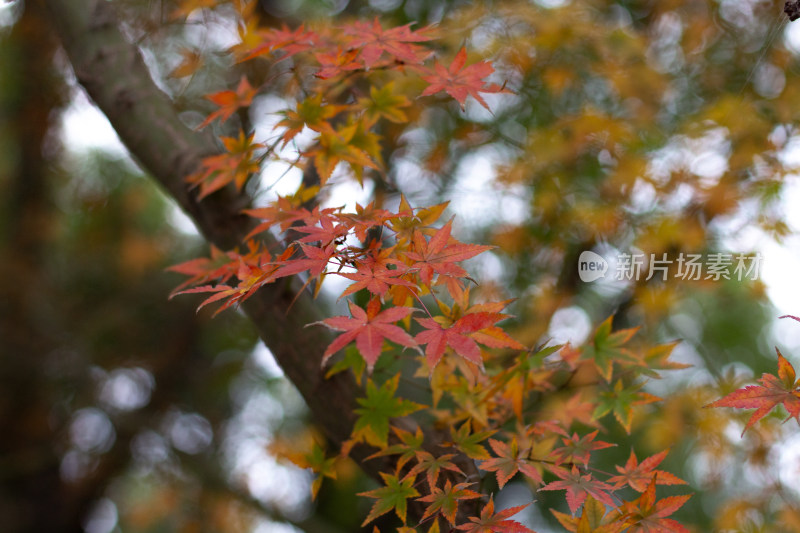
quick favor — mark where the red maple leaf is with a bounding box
[706,347,800,436]
[292,209,351,245]
[479,437,543,488]
[338,248,416,298]
[198,76,257,129]
[404,219,492,288]
[607,450,687,492]
[415,311,510,369]
[539,465,616,515]
[343,18,435,68]
[421,47,510,110]
[272,242,337,280]
[456,496,533,533]
[316,299,417,370]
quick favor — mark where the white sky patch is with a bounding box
[779,432,800,496]
[61,90,128,155]
[785,19,800,55]
[449,150,529,228]
[251,343,285,378]
[547,306,592,345]
[647,127,729,188]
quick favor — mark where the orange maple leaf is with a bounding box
[186,131,263,198]
[198,76,258,129]
[618,475,691,533]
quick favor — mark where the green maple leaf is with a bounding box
[582,316,642,382]
[593,380,660,434]
[358,82,411,125]
[352,375,424,448]
[365,426,425,472]
[358,472,420,526]
[448,420,496,460]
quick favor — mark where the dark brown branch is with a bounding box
[40,0,363,457]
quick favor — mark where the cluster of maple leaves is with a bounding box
[162,1,800,531]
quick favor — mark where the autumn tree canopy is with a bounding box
[2,0,800,531]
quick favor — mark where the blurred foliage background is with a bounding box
[3,0,800,531]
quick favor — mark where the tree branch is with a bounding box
[40,0,363,457]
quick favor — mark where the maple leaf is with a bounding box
[293,443,337,500]
[292,209,350,245]
[581,316,642,383]
[640,341,690,379]
[311,121,381,183]
[705,347,800,436]
[272,242,336,280]
[447,420,496,460]
[358,82,412,125]
[352,375,424,448]
[365,426,425,472]
[234,23,318,63]
[339,201,401,242]
[606,450,687,492]
[388,196,449,245]
[552,495,629,533]
[415,311,509,369]
[552,430,615,468]
[404,220,492,288]
[417,480,481,525]
[358,472,420,526]
[338,250,416,298]
[592,380,661,434]
[243,195,312,237]
[167,244,240,294]
[275,93,344,147]
[408,451,463,490]
[617,475,691,533]
[316,299,418,371]
[421,47,510,111]
[456,496,533,533]
[314,47,362,79]
[343,18,436,68]
[198,76,258,129]
[479,437,543,489]
[539,465,616,515]
[186,130,263,198]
